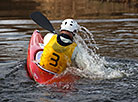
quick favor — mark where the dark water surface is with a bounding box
[0,0,138,102]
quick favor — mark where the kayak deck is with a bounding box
[26,30,79,86]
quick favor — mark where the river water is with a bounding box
[0,0,138,102]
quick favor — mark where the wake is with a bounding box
[66,26,124,79]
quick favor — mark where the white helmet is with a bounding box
[60,19,80,34]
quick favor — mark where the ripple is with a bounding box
[49,18,138,24]
[0,20,34,25]
[0,28,17,32]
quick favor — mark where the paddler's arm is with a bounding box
[38,33,54,49]
[43,33,54,46]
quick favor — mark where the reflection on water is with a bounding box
[0,0,39,19]
[0,0,138,19]
[0,0,138,102]
[34,0,138,19]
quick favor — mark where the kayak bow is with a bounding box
[27,30,54,84]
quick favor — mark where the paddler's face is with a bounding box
[60,30,73,39]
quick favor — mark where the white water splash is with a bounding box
[67,26,124,79]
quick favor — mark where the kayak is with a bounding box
[26,30,79,85]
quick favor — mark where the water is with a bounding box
[0,0,138,102]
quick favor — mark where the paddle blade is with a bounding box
[30,11,55,33]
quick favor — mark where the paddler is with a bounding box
[36,19,81,75]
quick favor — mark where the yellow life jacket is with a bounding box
[39,34,77,74]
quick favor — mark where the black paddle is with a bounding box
[30,11,56,33]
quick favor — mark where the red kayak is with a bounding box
[27,30,79,85]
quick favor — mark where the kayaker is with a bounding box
[36,19,81,75]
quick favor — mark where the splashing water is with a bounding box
[66,26,124,79]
